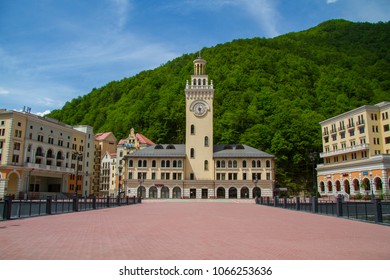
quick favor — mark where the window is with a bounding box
[243,173,247,180]
[178,160,182,168]
[228,160,232,168]
[233,160,237,168]
[384,124,390,132]
[266,173,271,180]
[190,148,195,158]
[128,160,133,168]
[191,125,195,135]
[152,160,156,168]
[204,160,209,171]
[204,136,209,147]
[161,160,165,168]
[128,172,133,180]
[266,160,271,168]
[166,160,170,168]
[221,160,225,168]
[242,160,247,168]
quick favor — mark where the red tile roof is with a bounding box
[95,132,114,141]
[136,133,154,145]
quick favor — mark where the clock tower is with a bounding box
[185,54,214,180]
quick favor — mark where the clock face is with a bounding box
[191,101,208,117]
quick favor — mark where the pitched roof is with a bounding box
[95,132,114,141]
[124,144,274,158]
[136,133,154,145]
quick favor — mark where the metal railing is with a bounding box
[1,195,142,221]
[255,196,389,226]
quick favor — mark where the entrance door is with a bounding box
[190,188,196,199]
[202,189,208,199]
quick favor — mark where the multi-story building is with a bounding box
[317,101,390,197]
[123,56,275,199]
[93,132,117,196]
[100,151,117,197]
[0,109,93,199]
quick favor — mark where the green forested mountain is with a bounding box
[48,19,390,195]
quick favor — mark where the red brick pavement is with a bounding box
[0,199,389,260]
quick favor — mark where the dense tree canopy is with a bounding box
[48,20,390,195]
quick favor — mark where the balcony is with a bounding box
[356,120,365,127]
[320,144,369,158]
[24,162,73,173]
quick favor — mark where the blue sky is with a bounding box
[1,0,389,115]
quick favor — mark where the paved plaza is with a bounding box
[0,199,389,260]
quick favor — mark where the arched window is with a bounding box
[191,125,195,135]
[129,160,133,168]
[203,79,206,85]
[204,160,209,171]
[252,160,256,168]
[266,160,271,168]
[161,160,165,168]
[178,160,182,168]
[198,78,201,85]
[190,148,195,158]
[204,136,209,147]
[166,160,170,168]
[216,160,221,168]
[228,160,233,168]
[257,160,261,168]
[242,160,247,168]
[138,160,142,167]
[143,160,147,168]
[193,79,196,85]
[221,160,226,168]
[152,160,156,168]
[233,160,238,168]
[173,160,177,168]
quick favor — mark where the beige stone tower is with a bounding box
[185,54,214,180]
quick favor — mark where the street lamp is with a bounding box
[73,151,83,198]
[138,177,144,198]
[370,172,375,201]
[118,165,123,199]
[253,173,260,198]
[309,152,318,197]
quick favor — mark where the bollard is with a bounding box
[296,196,300,211]
[73,195,79,212]
[274,196,279,207]
[284,197,288,208]
[92,196,97,209]
[3,195,12,220]
[374,199,383,224]
[46,196,52,215]
[106,195,110,208]
[311,196,318,213]
[336,196,343,217]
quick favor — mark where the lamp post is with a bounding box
[73,151,83,198]
[309,152,318,197]
[370,172,375,201]
[253,173,259,198]
[118,165,123,199]
[138,177,144,198]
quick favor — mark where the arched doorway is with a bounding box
[253,187,261,198]
[327,181,333,192]
[362,178,370,191]
[161,186,169,198]
[217,187,225,199]
[319,182,325,193]
[172,187,181,199]
[229,187,237,199]
[343,180,350,195]
[374,177,383,191]
[137,186,146,198]
[7,172,19,197]
[240,187,249,199]
[335,180,341,192]
[149,186,157,199]
[353,179,359,192]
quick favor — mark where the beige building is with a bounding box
[123,56,275,199]
[0,109,94,199]
[317,102,390,197]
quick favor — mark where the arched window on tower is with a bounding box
[204,136,209,147]
[191,125,195,135]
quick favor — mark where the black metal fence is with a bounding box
[256,196,390,226]
[0,195,142,221]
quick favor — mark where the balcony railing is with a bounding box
[320,144,369,158]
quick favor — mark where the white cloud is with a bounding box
[0,87,10,95]
[36,110,51,117]
[111,0,133,29]
[326,0,338,4]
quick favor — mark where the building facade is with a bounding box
[123,56,275,199]
[0,109,94,199]
[317,102,390,197]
